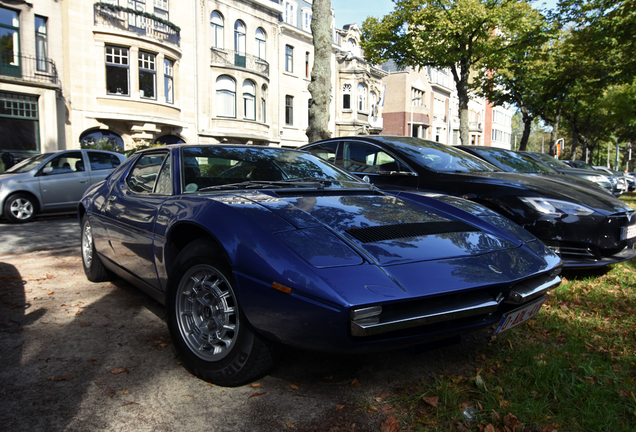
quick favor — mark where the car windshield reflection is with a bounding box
[180,146,369,193]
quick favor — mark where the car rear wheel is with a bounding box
[167,241,274,387]
[81,215,111,282]
[4,193,37,223]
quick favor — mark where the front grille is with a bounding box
[346,221,479,243]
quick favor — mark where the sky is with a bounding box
[330,0,559,29]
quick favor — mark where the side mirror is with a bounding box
[42,167,53,174]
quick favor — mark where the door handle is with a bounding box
[79,180,88,184]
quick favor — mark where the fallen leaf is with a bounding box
[120,389,130,395]
[504,413,521,431]
[286,421,294,428]
[484,424,496,432]
[249,392,267,398]
[75,311,82,316]
[380,416,400,432]
[250,383,261,388]
[351,378,361,387]
[49,372,78,382]
[422,396,439,408]
[287,384,299,390]
[47,291,54,295]
[79,322,91,327]
[336,404,345,410]
[111,367,128,375]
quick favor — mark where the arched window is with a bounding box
[234,21,245,55]
[369,91,377,116]
[79,129,124,152]
[210,12,224,49]
[216,76,236,118]
[342,83,351,110]
[357,83,367,112]
[243,80,256,121]
[255,28,266,61]
[154,135,185,144]
[261,84,267,123]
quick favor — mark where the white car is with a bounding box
[0,149,126,223]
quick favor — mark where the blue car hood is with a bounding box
[252,193,522,266]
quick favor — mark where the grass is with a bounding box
[383,193,636,432]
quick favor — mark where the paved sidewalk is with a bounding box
[0,214,79,256]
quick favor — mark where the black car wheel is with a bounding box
[81,215,111,282]
[4,193,37,223]
[167,240,274,387]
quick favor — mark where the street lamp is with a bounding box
[410,96,422,137]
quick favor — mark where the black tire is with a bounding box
[81,215,111,282]
[3,193,37,223]
[167,240,274,387]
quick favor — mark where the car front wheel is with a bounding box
[167,241,274,387]
[4,193,37,223]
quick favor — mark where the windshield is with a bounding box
[5,154,52,173]
[469,148,554,173]
[180,146,368,192]
[523,152,573,170]
[378,137,499,173]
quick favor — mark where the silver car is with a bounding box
[0,149,126,223]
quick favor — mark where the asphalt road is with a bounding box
[0,215,491,431]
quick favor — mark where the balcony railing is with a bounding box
[469,121,483,132]
[94,3,180,47]
[0,53,60,88]
[369,115,383,129]
[211,48,269,77]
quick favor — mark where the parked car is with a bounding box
[301,136,636,269]
[593,166,632,193]
[457,146,609,192]
[79,144,562,386]
[519,152,614,194]
[0,149,126,223]
[561,159,623,196]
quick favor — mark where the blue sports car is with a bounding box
[79,144,562,386]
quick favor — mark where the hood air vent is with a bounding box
[346,221,479,243]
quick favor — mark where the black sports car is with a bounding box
[457,145,611,193]
[302,136,636,269]
[521,152,615,195]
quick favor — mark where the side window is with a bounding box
[343,142,404,174]
[154,154,172,195]
[305,142,339,165]
[43,152,84,175]
[88,152,122,171]
[127,152,169,194]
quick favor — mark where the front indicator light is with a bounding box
[272,282,292,294]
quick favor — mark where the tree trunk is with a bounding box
[306,0,332,143]
[451,64,470,146]
[548,110,560,156]
[517,104,533,152]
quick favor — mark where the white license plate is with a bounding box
[621,224,636,240]
[493,297,546,335]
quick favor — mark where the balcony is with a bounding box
[94,3,180,47]
[469,121,482,132]
[211,48,269,77]
[369,115,383,129]
[0,54,61,88]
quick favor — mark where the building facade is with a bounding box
[0,0,65,170]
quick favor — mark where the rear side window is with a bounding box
[127,152,169,194]
[88,151,122,171]
[43,152,84,175]
[342,141,408,174]
[304,142,340,164]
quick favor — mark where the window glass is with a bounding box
[154,153,172,194]
[243,80,255,120]
[139,51,156,99]
[127,152,168,194]
[88,151,122,171]
[43,152,84,175]
[105,46,129,96]
[216,75,236,118]
[164,58,174,104]
[210,12,224,49]
[255,28,266,61]
[0,7,20,74]
[285,45,293,73]
[343,142,406,174]
[305,142,339,164]
[285,95,293,125]
[35,16,47,72]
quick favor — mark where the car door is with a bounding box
[338,140,419,190]
[101,150,172,290]
[37,151,91,211]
